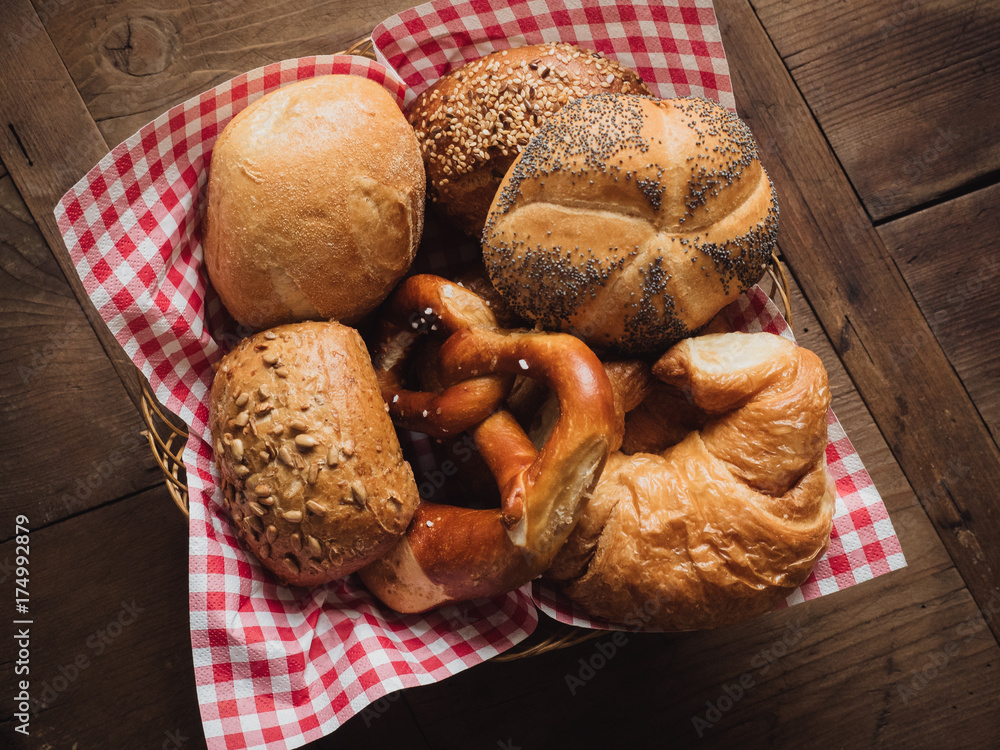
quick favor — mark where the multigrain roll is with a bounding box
[210,321,419,586]
[205,75,425,330]
[408,43,651,237]
[483,95,779,355]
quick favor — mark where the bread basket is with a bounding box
[137,36,796,658]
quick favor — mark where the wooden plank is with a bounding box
[715,0,1000,642]
[0,486,429,749]
[37,0,416,148]
[406,567,999,749]
[404,269,1000,750]
[0,488,200,748]
[0,0,144,408]
[0,173,160,531]
[877,182,1000,443]
[750,0,1000,220]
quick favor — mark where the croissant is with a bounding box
[547,332,835,630]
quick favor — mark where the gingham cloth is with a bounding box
[53,1,903,748]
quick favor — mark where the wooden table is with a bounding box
[2,0,998,747]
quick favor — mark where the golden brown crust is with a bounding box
[209,321,419,586]
[361,326,617,613]
[483,95,779,355]
[547,333,833,630]
[408,43,650,237]
[204,75,425,329]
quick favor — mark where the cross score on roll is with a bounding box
[206,43,832,631]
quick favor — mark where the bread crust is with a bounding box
[408,42,650,236]
[547,333,833,629]
[483,95,779,355]
[204,75,425,329]
[209,321,419,586]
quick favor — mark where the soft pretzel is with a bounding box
[372,274,514,437]
[360,325,617,612]
[547,332,834,630]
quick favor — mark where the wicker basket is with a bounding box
[136,36,795,659]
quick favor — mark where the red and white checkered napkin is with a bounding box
[533,286,908,629]
[372,0,735,108]
[51,1,901,748]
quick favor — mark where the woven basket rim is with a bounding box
[133,36,794,659]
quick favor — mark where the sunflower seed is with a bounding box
[283,555,300,575]
[264,331,277,340]
[231,439,244,462]
[326,446,340,467]
[275,367,289,379]
[289,533,302,552]
[215,439,225,456]
[249,501,266,516]
[306,500,326,517]
[289,419,308,431]
[295,434,318,449]
[351,481,368,505]
[265,524,278,542]
[257,494,275,506]
[306,462,319,484]
[278,446,294,466]
[306,535,322,557]
[235,392,249,407]
[262,352,279,365]
[258,450,269,461]
[255,402,272,414]
[234,464,250,478]
[258,542,271,559]
[282,510,303,523]
[254,484,272,497]
[258,384,270,399]
[272,424,285,436]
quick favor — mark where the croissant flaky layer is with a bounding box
[547,332,835,630]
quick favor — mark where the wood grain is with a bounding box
[877,182,1000,443]
[0,173,160,533]
[0,487,200,749]
[0,487,431,750]
[0,0,143,408]
[716,0,1000,643]
[36,0,416,148]
[750,0,1000,220]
